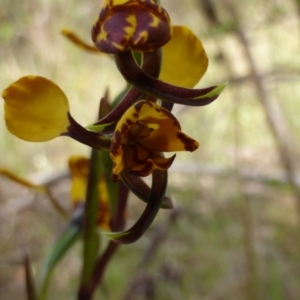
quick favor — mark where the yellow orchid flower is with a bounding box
[69,156,111,229]
[1,0,225,247]
[110,100,199,180]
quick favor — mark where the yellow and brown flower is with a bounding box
[92,0,172,53]
[110,100,199,180]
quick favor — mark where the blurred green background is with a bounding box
[1,0,300,299]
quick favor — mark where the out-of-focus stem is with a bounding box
[221,0,300,222]
[77,149,102,300]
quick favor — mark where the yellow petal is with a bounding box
[110,101,160,176]
[124,100,199,152]
[160,25,208,88]
[2,76,70,142]
[130,100,181,129]
[61,29,100,53]
[69,156,89,204]
[105,0,130,7]
[140,125,199,152]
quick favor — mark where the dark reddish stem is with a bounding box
[94,50,162,125]
[115,50,219,105]
[63,113,111,150]
[88,181,129,296]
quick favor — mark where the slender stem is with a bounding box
[105,169,168,244]
[44,187,69,219]
[24,254,38,300]
[115,50,222,105]
[77,149,102,300]
[221,0,300,222]
[94,50,162,125]
[65,114,111,150]
[84,181,129,299]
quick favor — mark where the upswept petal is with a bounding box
[2,76,70,142]
[160,25,208,88]
[61,29,100,53]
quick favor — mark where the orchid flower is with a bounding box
[110,100,199,180]
[2,0,225,244]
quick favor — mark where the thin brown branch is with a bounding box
[221,0,300,220]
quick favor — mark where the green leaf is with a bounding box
[269,255,284,300]
[79,149,102,287]
[100,150,120,214]
[196,82,227,99]
[39,217,81,300]
[85,122,115,133]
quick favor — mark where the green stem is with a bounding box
[78,149,102,299]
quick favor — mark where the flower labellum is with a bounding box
[110,100,199,180]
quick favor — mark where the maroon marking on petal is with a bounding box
[110,130,122,156]
[130,160,154,177]
[126,118,134,125]
[112,172,120,182]
[114,130,122,143]
[134,100,145,112]
[140,160,154,176]
[97,10,132,53]
[159,106,181,129]
[177,132,198,151]
[110,142,120,157]
[147,100,154,108]
[132,9,171,51]
[132,144,151,164]
[120,123,129,134]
